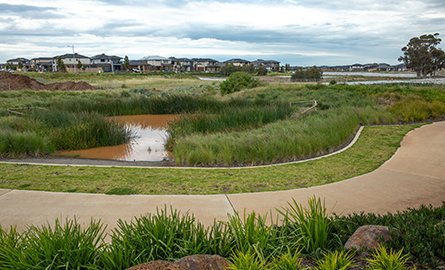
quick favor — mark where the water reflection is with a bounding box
[58,114,178,162]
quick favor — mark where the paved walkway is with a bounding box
[1,122,444,232]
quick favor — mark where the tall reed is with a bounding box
[173,108,359,166]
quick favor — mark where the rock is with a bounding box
[126,260,181,270]
[177,255,229,270]
[345,225,391,251]
[126,255,229,270]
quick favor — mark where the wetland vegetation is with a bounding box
[0,72,445,192]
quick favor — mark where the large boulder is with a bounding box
[126,260,181,270]
[177,255,229,270]
[126,255,229,270]
[345,225,391,251]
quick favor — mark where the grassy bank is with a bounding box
[0,124,416,194]
[1,198,442,269]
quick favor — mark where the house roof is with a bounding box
[224,58,251,64]
[251,59,280,65]
[191,58,219,63]
[141,55,168,61]
[170,57,192,62]
[7,58,30,63]
[92,54,122,60]
[56,53,90,59]
[31,57,54,61]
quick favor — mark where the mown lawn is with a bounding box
[0,124,417,194]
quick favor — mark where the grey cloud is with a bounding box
[0,4,65,19]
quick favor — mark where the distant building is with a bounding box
[91,54,122,72]
[140,56,172,71]
[170,57,192,72]
[31,57,54,72]
[53,53,91,72]
[192,58,221,72]
[6,58,31,70]
[251,59,280,72]
[349,64,364,71]
[224,58,251,67]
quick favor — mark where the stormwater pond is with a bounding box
[57,114,178,162]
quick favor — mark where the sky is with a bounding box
[0,0,444,66]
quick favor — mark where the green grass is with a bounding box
[0,124,416,194]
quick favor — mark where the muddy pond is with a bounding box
[58,114,178,162]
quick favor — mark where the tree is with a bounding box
[56,57,66,72]
[399,33,445,78]
[17,62,23,70]
[76,60,83,70]
[123,55,130,71]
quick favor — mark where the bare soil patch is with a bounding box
[0,72,96,91]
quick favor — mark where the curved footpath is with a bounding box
[0,122,444,232]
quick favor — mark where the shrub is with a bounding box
[367,245,411,270]
[270,249,304,270]
[332,203,445,268]
[220,72,260,95]
[0,219,105,269]
[103,207,208,269]
[279,197,334,254]
[291,67,322,82]
[228,248,267,270]
[315,250,355,270]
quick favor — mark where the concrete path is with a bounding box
[1,122,444,232]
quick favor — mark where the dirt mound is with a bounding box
[0,72,96,91]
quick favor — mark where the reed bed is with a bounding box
[173,108,360,166]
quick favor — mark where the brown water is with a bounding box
[58,114,178,162]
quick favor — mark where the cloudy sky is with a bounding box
[1,0,444,65]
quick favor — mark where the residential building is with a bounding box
[224,58,251,67]
[170,57,192,72]
[192,58,221,72]
[6,58,31,70]
[128,60,151,72]
[251,59,280,72]
[31,57,54,72]
[91,54,122,72]
[53,53,91,72]
[140,56,172,71]
[349,64,364,71]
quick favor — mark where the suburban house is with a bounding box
[31,57,54,72]
[140,56,172,71]
[349,64,365,71]
[251,59,280,72]
[128,60,151,72]
[192,58,221,72]
[91,54,122,72]
[53,53,91,72]
[224,58,251,67]
[6,58,31,70]
[170,57,192,72]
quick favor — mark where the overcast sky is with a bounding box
[1,0,444,65]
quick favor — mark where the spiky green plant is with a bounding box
[228,247,267,270]
[279,197,333,254]
[315,250,355,270]
[367,245,412,270]
[270,249,304,270]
